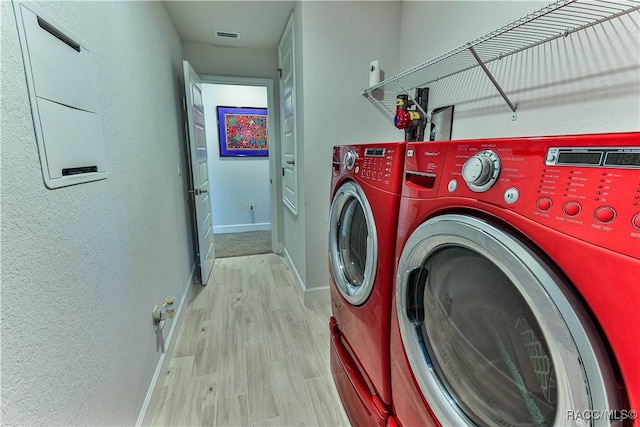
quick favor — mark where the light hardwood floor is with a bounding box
[150,253,351,427]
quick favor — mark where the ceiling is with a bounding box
[163,1,296,49]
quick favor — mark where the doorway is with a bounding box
[200,76,280,257]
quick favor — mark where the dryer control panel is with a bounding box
[335,142,406,193]
[439,132,640,259]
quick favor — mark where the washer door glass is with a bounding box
[329,181,378,306]
[420,247,556,426]
[396,214,619,427]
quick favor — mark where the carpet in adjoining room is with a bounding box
[214,230,272,258]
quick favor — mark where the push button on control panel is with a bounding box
[594,206,616,223]
[447,179,458,193]
[563,201,582,217]
[633,213,640,230]
[503,187,519,205]
[536,197,552,212]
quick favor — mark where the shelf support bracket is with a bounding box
[468,46,517,113]
[363,91,395,124]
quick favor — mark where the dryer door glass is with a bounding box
[420,246,556,426]
[339,198,368,287]
[328,181,378,306]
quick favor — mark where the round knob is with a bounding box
[462,156,491,184]
[461,150,501,192]
[344,150,356,170]
[632,213,640,230]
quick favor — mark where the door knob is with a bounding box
[189,188,209,195]
[286,159,295,165]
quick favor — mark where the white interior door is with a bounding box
[183,61,215,285]
[278,14,298,215]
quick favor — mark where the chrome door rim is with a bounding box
[328,181,378,306]
[396,214,620,427]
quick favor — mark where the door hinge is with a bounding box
[277,68,283,79]
[282,167,285,176]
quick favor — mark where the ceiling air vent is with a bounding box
[215,31,240,40]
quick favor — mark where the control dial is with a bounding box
[461,150,501,192]
[344,149,357,170]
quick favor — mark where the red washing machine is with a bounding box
[390,132,640,427]
[329,142,405,426]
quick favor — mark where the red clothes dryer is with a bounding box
[390,133,640,427]
[329,142,405,426]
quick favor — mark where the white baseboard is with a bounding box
[213,222,271,234]
[136,264,196,427]
[282,246,305,297]
[282,247,330,304]
[303,285,330,304]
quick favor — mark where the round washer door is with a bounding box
[329,181,378,306]
[396,214,620,427]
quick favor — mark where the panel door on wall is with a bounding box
[278,14,298,215]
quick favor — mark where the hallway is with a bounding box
[150,254,350,426]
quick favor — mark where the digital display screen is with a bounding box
[557,151,602,165]
[605,152,640,167]
[365,148,386,157]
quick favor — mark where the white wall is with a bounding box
[286,0,638,303]
[202,84,271,233]
[286,1,402,301]
[398,1,640,138]
[1,2,192,425]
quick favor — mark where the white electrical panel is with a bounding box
[14,2,107,189]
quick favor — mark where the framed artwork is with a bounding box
[216,106,268,157]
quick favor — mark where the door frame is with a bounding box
[199,75,281,254]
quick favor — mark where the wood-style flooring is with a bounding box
[150,253,351,426]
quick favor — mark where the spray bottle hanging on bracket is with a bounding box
[394,88,429,142]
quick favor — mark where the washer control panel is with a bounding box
[438,133,640,259]
[461,149,501,192]
[545,147,640,168]
[403,143,450,198]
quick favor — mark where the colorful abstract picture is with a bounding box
[216,106,268,157]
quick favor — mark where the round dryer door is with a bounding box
[329,181,378,306]
[396,214,620,427]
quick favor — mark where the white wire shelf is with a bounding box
[363,0,640,123]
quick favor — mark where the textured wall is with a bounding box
[1,1,193,425]
[202,83,271,233]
